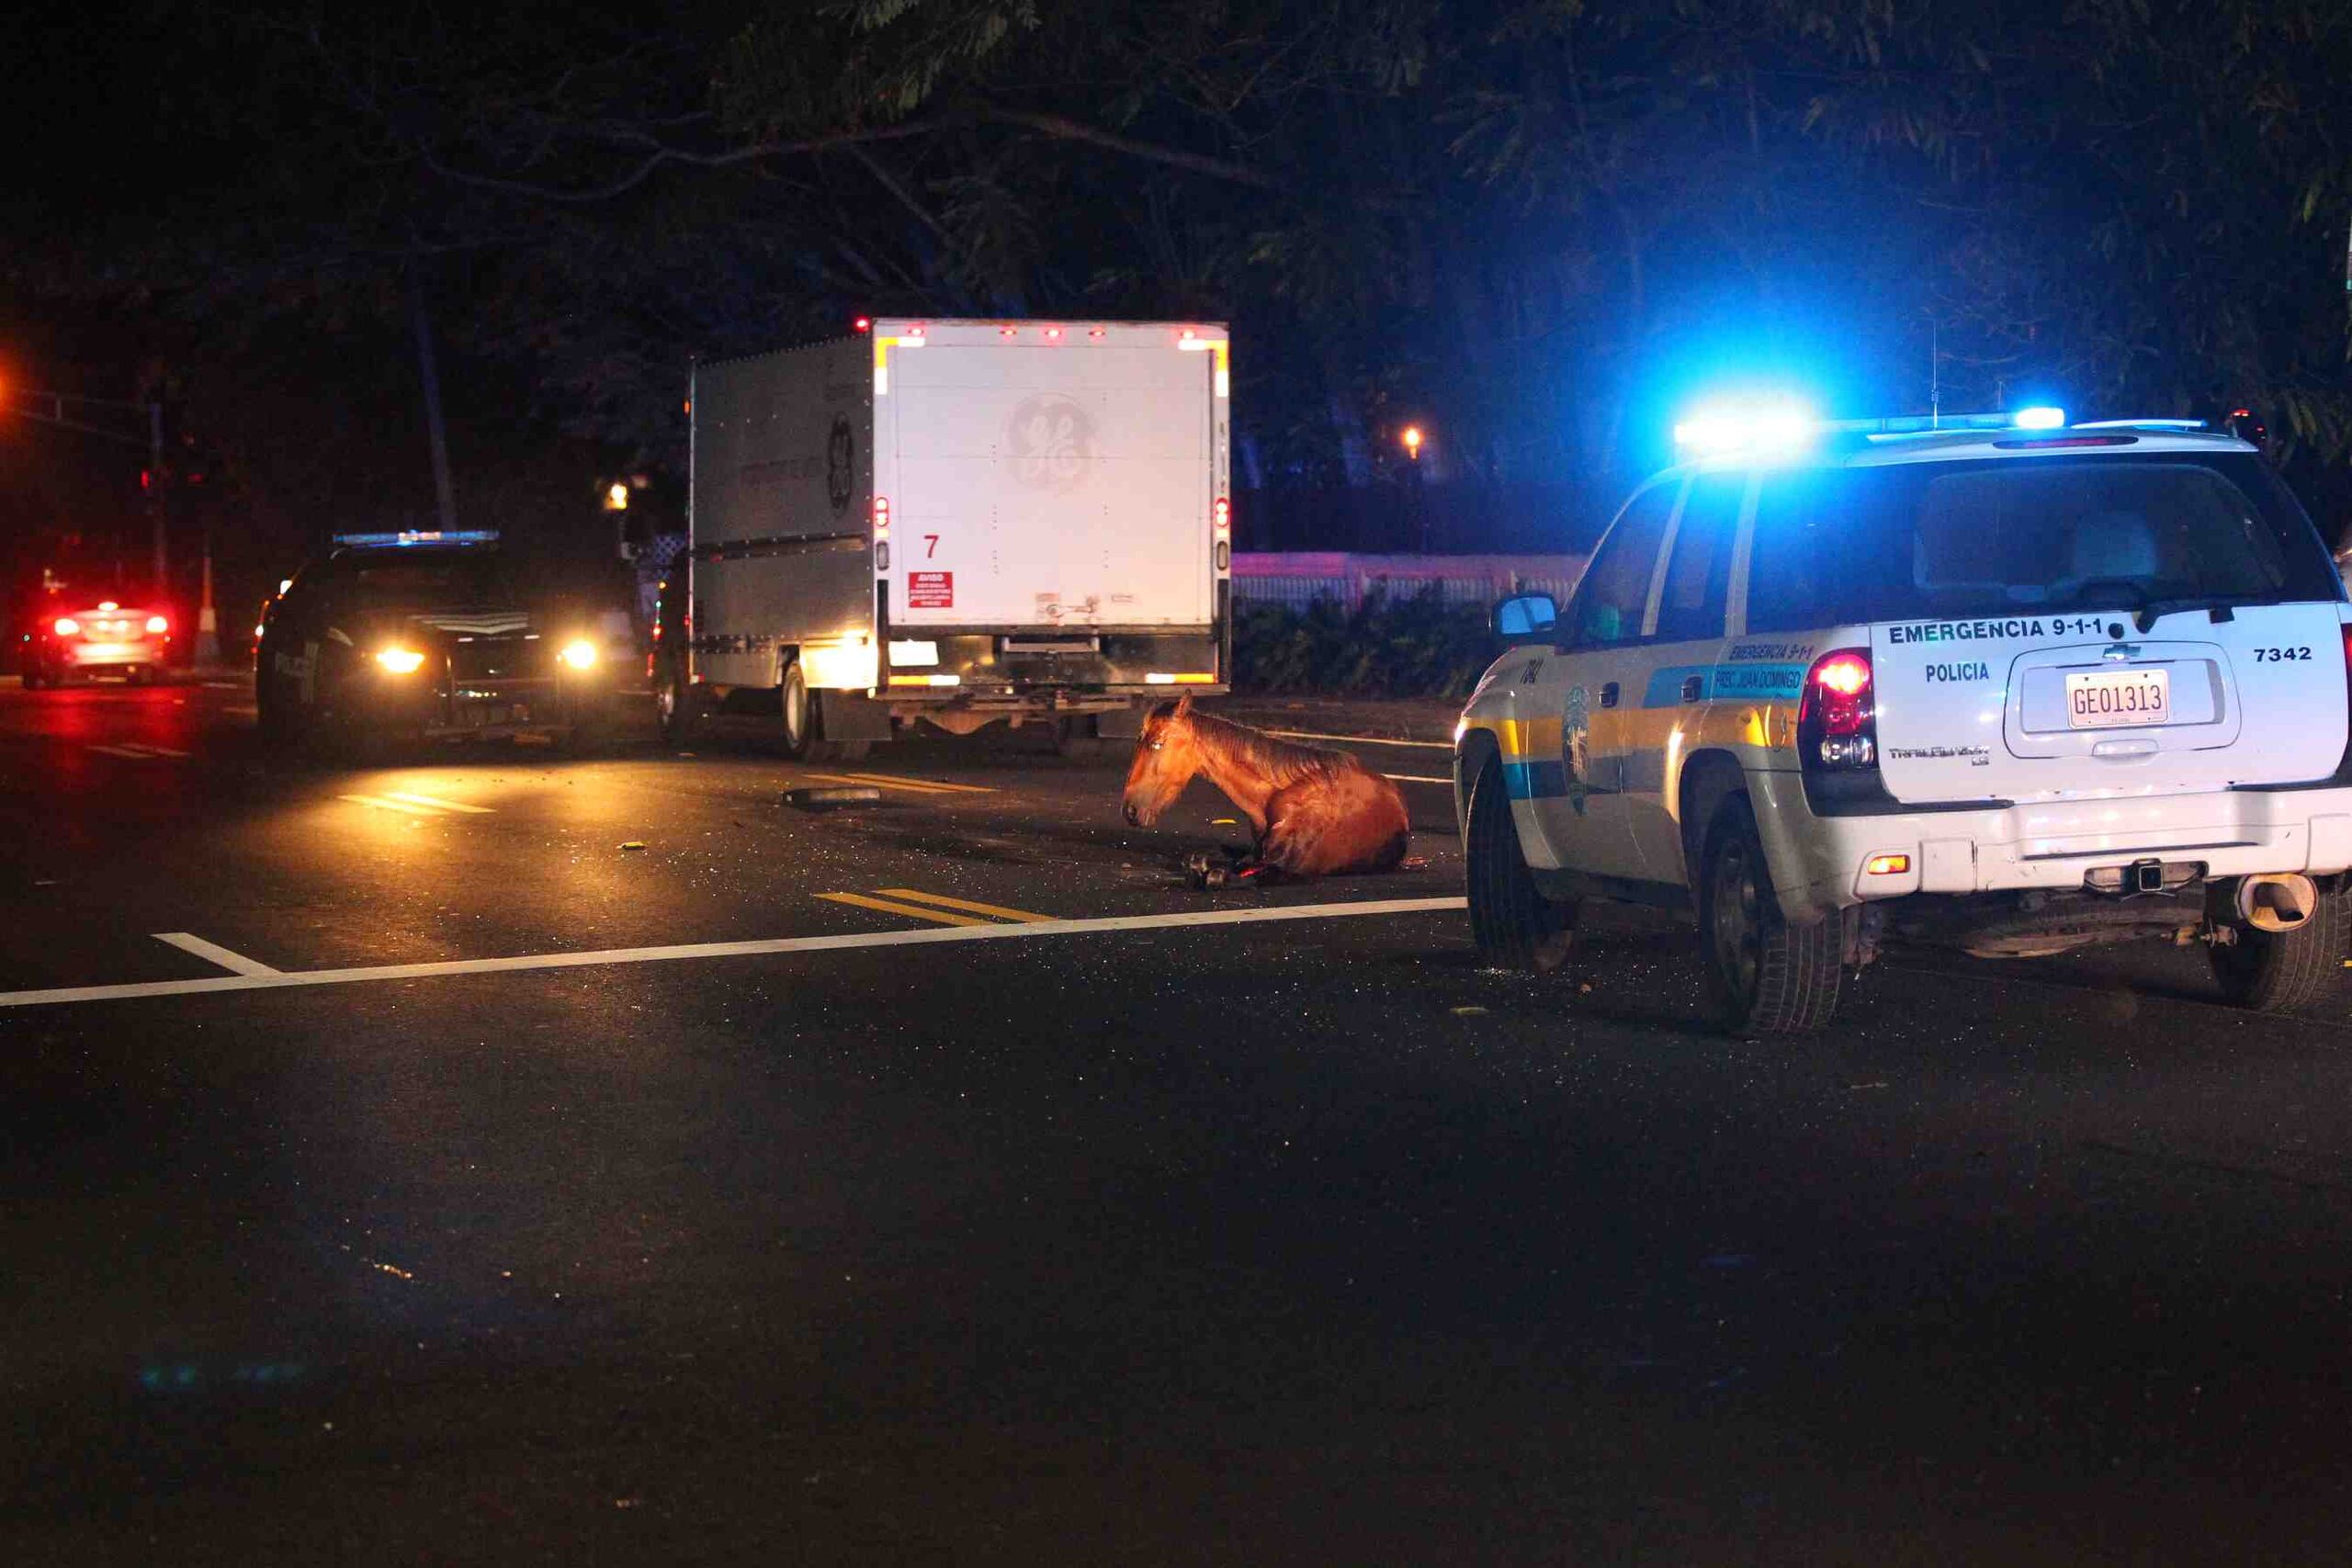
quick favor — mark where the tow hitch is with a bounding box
[2084,857,2202,897]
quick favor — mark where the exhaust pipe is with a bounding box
[2235,873,2317,933]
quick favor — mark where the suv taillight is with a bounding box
[1797,648,1877,771]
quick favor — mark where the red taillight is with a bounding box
[1213,497,1231,536]
[145,615,168,635]
[854,316,872,333]
[53,617,79,637]
[872,495,891,539]
[1044,326,1063,341]
[1000,325,1016,338]
[1798,649,1877,770]
[1088,326,1105,339]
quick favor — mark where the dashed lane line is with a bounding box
[385,792,494,814]
[153,932,281,977]
[1261,728,1453,750]
[875,888,1054,923]
[0,897,1468,1010]
[817,891,993,928]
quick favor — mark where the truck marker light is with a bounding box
[1213,497,1231,536]
[1865,854,1911,876]
[1044,326,1063,341]
[1088,326,1105,338]
[854,316,872,333]
[873,496,891,539]
[1000,326,1016,337]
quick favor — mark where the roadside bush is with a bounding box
[1233,589,1495,699]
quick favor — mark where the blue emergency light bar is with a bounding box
[332,529,502,548]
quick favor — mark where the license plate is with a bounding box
[2065,668,2170,729]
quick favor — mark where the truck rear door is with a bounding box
[876,321,1220,631]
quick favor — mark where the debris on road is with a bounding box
[782,785,884,810]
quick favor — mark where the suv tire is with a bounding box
[2211,879,2346,1012]
[1464,754,1574,972]
[1699,795,1842,1036]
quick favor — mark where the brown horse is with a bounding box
[1121,694,1414,879]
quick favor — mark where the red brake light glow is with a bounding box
[54,617,79,637]
[1213,497,1231,536]
[854,316,872,333]
[145,615,168,635]
[872,495,891,539]
[1798,649,1877,770]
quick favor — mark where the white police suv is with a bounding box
[1456,407,2352,1034]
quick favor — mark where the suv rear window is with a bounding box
[1745,452,2339,632]
[325,552,520,606]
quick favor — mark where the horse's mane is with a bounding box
[1181,710,1351,786]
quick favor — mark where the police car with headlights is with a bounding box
[1457,406,2352,1034]
[256,531,616,753]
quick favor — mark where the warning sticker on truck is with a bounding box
[908,571,954,609]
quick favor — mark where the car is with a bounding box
[21,600,173,686]
[1456,405,2352,1034]
[255,530,616,753]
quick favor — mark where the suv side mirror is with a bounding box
[1492,592,1558,641]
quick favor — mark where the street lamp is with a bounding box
[1401,425,1424,461]
[605,481,630,512]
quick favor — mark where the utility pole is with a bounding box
[407,265,459,534]
[149,399,166,591]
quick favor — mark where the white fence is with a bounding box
[1230,552,1586,612]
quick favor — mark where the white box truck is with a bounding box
[662,318,1233,758]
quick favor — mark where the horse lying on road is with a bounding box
[1120,694,1414,881]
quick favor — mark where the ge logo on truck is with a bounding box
[1006,394,1093,492]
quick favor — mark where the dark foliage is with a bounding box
[1234,591,1496,699]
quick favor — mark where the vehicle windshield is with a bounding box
[331,551,521,607]
[1745,451,2340,632]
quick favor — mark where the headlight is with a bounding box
[559,638,598,671]
[53,617,79,637]
[375,648,426,674]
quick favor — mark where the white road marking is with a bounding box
[338,794,449,816]
[385,792,494,814]
[153,931,281,976]
[88,742,188,760]
[0,897,1468,1010]
[1261,728,1453,750]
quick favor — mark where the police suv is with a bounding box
[1456,408,2352,1034]
[257,531,616,753]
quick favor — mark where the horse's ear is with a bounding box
[1173,692,1194,717]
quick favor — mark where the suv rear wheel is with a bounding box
[1464,754,1574,972]
[2211,879,2346,1012]
[1698,795,1842,1036]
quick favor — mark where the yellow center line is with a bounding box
[804,771,995,795]
[875,888,1054,923]
[338,794,448,816]
[386,792,495,814]
[815,891,993,928]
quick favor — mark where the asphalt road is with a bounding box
[5,675,2352,1563]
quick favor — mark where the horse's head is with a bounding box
[1122,694,1198,827]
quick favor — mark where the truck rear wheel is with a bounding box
[658,660,699,748]
[779,662,870,762]
[1698,795,1842,1036]
[2211,879,2346,1011]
